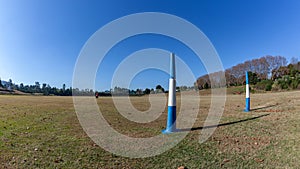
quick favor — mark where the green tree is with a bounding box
[20,83,24,90]
[62,84,66,92]
[278,76,291,89]
[155,85,165,93]
[0,78,3,88]
[144,88,150,94]
[156,85,162,90]
[248,71,259,85]
[42,83,47,91]
[42,83,49,95]
[8,79,13,90]
[255,79,273,91]
[61,84,66,96]
[35,82,40,93]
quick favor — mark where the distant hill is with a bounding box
[0,80,29,95]
[0,87,29,95]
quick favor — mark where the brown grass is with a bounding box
[0,91,300,168]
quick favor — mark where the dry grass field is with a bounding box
[0,90,300,168]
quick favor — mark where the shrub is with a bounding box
[277,75,291,89]
[291,76,300,89]
[255,80,274,91]
[265,83,272,91]
[272,81,280,91]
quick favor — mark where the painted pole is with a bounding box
[244,71,250,112]
[162,53,177,134]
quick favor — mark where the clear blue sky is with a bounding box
[1,0,300,91]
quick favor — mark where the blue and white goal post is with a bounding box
[244,71,250,112]
[162,53,177,134]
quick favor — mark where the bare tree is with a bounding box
[264,55,287,73]
[196,55,288,87]
[271,66,290,80]
[290,57,299,65]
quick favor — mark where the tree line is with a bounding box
[2,55,298,95]
[195,55,300,91]
[0,80,73,96]
[101,85,194,96]
[0,79,195,96]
